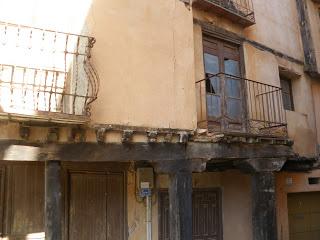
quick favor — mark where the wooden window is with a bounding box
[202,36,245,132]
[280,76,294,111]
[159,189,223,240]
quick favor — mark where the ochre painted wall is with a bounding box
[85,0,197,129]
[312,81,320,147]
[193,17,318,157]
[127,170,252,240]
[0,0,319,157]
[308,0,320,73]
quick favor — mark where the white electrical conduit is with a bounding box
[146,195,152,240]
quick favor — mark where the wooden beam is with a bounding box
[252,172,277,240]
[58,142,186,162]
[0,140,293,163]
[168,162,193,240]
[295,0,320,76]
[45,160,62,240]
[187,142,294,160]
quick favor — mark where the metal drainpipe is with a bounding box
[146,194,152,240]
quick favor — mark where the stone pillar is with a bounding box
[168,164,193,240]
[45,160,62,240]
[252,172,277,240]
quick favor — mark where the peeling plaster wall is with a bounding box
[312,81,320,147]
[127,170,252,240]
[192,0,320,157]
[244,44,318,157]
[245,0,304,61]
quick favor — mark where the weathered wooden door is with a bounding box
[64,164,126,240]
[288,192,320,240]
[159,189,222,240]
[0,165,4,238]
[2,163,45,240]
[0,162,126,240]
[203,36,245,132]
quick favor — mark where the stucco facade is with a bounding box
[0,0,319,240]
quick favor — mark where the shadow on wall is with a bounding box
[286,110,318,157]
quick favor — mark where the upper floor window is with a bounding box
[280,76,294,111]
[196,35,288,137]
[202,36,245,132]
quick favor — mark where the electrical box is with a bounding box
[136,167,154,197]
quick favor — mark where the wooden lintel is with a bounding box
[0,140,293,164]
[187,142,294,160]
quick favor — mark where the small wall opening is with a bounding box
[308,177,320,185]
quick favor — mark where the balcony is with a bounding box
[192,0,255,27]
[0,22,99,124]
[196,73,288,138]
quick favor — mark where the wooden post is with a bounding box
[45,160,62,240]
[168,168,192,240]
[252,172,277,240]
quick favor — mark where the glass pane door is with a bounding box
[224,58,242,121]
[203,37,245,132]
[204,53,221,119]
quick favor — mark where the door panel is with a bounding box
[66,169,125,240]
[159,189,222,240]
[204,53,222,120]
[4,163,45,239]
[106,174,125,240]
[69,172,107,240]
[288,192,320,240]
[0,166,4,238]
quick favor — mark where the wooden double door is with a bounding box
[159,189,223,240]
[0,162,126,240]
[203,36,245,132]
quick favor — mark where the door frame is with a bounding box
[62,162,128,240]
[202,32,248,134]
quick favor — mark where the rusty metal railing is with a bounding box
[0,21,99,121]
[196,73,288,137]
[196,0,255,24]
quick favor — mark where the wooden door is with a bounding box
[0,165,4,238]
[159,189,222,240]
[203,37,245,132]
[3,163,45,239]
[64,164,126,240]
[288,192,320,240]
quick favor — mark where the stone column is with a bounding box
[252,171,277,240]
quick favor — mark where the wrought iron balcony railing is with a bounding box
[196,73,288,138]
[192,0,255,27]
[0,22,99,123]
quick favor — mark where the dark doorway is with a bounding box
[159,188,223,240]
